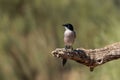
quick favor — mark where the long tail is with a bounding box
[62,59,67,66]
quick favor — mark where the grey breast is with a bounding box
[64,31,76,46]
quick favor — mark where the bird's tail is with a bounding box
[62,59,67,66]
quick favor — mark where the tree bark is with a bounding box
[51,42,120,71]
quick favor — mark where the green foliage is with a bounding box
[0,0,120,80]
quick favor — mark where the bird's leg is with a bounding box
[70,46,73,51]
[65,45,72,51]
[66,46,72,52]
[68,46,73,52]
[65,45,68,51]
[65,46,74,52]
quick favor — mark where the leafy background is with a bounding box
[0,0,120,80]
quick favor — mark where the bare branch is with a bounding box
[51,42,120,71]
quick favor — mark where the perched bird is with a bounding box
[62,23,76,66]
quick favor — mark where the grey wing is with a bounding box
[74,31,76,38]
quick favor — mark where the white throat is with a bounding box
[65,27,72,31]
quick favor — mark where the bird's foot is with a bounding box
[64,46,74,52]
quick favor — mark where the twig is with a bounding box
[51,42,120,71]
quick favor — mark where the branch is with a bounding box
[51,42,120,71]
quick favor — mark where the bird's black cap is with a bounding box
[62,23,74,31]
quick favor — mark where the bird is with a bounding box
[62,23,76,66]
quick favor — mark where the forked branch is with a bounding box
[51,42,120,71]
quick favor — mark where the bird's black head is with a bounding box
[62,23,74,31]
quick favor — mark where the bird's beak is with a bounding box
[62,24,66,26]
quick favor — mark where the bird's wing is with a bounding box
[74,31,76,38]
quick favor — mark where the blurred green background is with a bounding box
[0,0,120,80]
